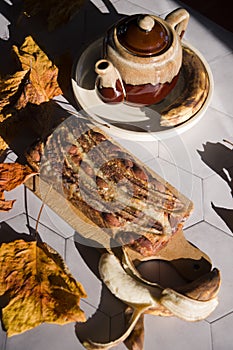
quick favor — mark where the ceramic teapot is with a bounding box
[95,8,189,107]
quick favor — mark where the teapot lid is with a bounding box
[116,15,170,56]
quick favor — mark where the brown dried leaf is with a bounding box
[0,198,16,211]
[0,163,36,192]
[0,239,87,336]
[12,36,62,105]
[23,0,86,30]
[0,35,62,135]
[0,137,8,156]
[0,70,28,122]
[0,163,37,211]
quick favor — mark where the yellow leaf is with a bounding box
[12,36,62,104]
[0,137,8,156]
[0,163,37,211]
[0,239,87,336]
[0,70,28,122]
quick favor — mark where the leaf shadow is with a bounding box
[73,232,127,344]
[75,283,127,345]
[197,141,233,232]
[0,0,125,103]
[0,100,70,163]
[0,221,40,245]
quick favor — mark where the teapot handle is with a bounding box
[165,8,189,39]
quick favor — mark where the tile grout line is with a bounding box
[209,50,233,64]
[157,140,202,178]
[81,299,111,318]
[184,212,233,239]
[64,237,68,261]
[155,150,205,180]
[210,322,214,350]
[208,105,233,121]
[0,211,25,225]
[184,219,205,232]
[204,219,233,239]
[26,213,69,240]
[209,309,233,325]
[109,315,112,343]
[201,177,205,222]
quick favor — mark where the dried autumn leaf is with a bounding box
[0,163,37,211]
[0,137,8,156]
[0,163,36,192]
[0,35,62,141]
[23,0,86,30]
[0,194,15,212]
[0,70,28,122]
[0,239,87,336]
[12,36,62,105]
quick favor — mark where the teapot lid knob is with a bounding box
[115,14,170,56]
[138,16,155,31]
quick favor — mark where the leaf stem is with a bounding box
[35,185,53,238]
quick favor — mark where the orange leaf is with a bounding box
[0,70,28,121]
[0,137,8,156]
[0,163,37,211]
[0,198,16,211]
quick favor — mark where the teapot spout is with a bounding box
[95,59,125,104]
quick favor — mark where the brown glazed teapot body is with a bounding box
[95,8,189,107]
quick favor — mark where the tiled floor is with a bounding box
[0,0,233,349]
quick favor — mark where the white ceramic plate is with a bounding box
[71,37,213,141]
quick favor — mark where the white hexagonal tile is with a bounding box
[5,322,86,350]
[0,326,6,350]
[109,0,155,16]
[144,314,212,350]
[65,236,126,316]
[0,12,10,41]
[96,0,121,13]
[203,173,233,235]
[0,185,25,222]
[158,108,233,179]
[2,150,18,163]
[2,286,95,350]
[185,221,233,322]
[128,0,179,15]
[65,236,103,310]
[210,53,233,117]
[184,10,233,63]
[211,312,233,350]
[145,157,203,228]
[90,0,115,12]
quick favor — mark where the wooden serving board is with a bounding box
[26,175,112,248]
[25,118,214,286]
